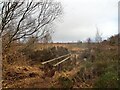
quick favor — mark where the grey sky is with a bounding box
[53,0,118,42]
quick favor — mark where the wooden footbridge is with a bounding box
[41,53,72,66]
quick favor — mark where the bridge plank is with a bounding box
[53,56,71,66]
[41,54,70,64]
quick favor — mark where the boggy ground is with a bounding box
[2,43,119,88]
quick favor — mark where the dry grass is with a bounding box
[2,43,119,88]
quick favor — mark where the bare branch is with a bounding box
[0,0,62,51]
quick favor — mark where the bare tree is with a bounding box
[42,32,52,43]
[87,37,91,44]
[0,0,62,51]
[40,24,54,43]
[95,26,102,43]
[86,37,92,51]
[26,35,38,47]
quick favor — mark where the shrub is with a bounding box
[85,61,93,68]
[104,64,118,73]
[93,61,108,76]
[94,72,119,88]
[58,76,73,88]
[21,46,69,62]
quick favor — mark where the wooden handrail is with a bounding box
[53,56,71,66]
[41,53,71,64]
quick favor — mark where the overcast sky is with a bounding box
[53,0,119,42]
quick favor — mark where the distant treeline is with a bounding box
[102,34,119,45]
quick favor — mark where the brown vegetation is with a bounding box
[0,0,119,88]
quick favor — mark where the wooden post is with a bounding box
[0,37,2,89]
[57,64,62,72]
